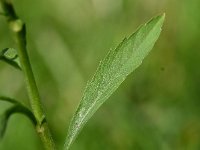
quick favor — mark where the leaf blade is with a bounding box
[0,48,21,70]
[0,96,37,139]
[65,14,165,149]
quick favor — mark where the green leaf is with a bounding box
[0,48,21,70]
[0,113,7,139]
[0,96,19,104]
[0,96,37,140]
[64,14,165,149]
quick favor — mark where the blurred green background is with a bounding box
[0,0,200,149]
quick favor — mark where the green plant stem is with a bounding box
[0,0,56,149]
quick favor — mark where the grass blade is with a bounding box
[64,14,165,149]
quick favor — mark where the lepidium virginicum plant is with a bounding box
[0,0,165,149]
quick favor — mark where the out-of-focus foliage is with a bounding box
[0,0,200,150]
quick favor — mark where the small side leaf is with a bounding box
[0,97,36,139]
[0,113,7,139]
[64,14,165,149]
[0,48,21,70]
[0,96,19,104]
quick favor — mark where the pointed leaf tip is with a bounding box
[64,14,165,150]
